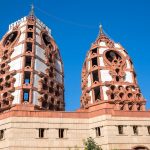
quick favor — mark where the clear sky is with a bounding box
[0,0,150,111]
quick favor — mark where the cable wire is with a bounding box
[35,6,97,29]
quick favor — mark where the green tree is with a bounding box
[83,137,102,150]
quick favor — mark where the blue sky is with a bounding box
[0,0,150,111]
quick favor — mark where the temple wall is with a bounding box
[0,107,150,150]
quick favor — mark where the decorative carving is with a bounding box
[0,45,16,109]
[94,32,115,48]
[80,92,91,108]
[106,85,119,100]
[104,50,126,82]
[37,31,65,111]
[106,84,145,111]
[80,26,146,111]
[27,15,35,24]
[2,31,19,48]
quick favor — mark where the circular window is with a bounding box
[105,50,121,62]
[3,31,18,47]
[104,50,125,66]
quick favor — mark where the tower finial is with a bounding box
[29,4,34,16]
[99,24,103,35]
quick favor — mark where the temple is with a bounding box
[0,7,150,150]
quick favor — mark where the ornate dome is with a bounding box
[0,12,65,111]
[80,26,146,111]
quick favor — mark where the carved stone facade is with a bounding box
[0,10,149,150]
[81,27,145,111]
[0,105,150,150]
[0,13,65,111]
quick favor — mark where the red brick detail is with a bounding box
[0,104,149,121]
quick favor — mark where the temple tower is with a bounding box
[0,8,65,111]
[0,7,150,150]
[81,26,146,111]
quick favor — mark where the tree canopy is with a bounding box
[84,137,102,150]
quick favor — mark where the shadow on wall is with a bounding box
[132,146,149,150]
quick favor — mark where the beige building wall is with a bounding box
[0,110,150,150]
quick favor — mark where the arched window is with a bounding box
[3,31,18,47]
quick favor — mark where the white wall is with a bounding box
[33,91,39,105]
[9,57,23,71]
[33,74,40,88]
[9,17,27,30]
[99,47,107,54]
[14,73,22,87]
[99,57,104,66]
[35,45,46,60]
[125,71,133,83]
[89,91,93,103]
[102,86,109,100]
[36,19,51,34]
[55,60,62,72]
[34,59,47,74]
[19,20,27,28]
[18,33,25,43]
[88,74,91,87]
[126,60,131,69]
[99,41,106,46]
[12,90,21,104]
[36,22,41,29]
[100,70,112,82]
[11,44,24,59]
[36,35,41,45]
[88,61,90,71]
[114,43,121,48]
[36,28,41,34]
[20,26,26,33]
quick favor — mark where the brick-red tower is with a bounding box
[81,26,146,111]
[0,7,65,111]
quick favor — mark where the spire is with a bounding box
[99,24,104,35]
[95,24,105,42]
[29,4,34,16]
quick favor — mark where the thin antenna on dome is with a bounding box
[29,4,34,16]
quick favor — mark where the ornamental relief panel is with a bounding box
[0,29,20,109]
[106,85,144,102]
[104,50,126,82]
[37,31,64,111]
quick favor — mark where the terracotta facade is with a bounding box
[0,14,64,111]
[0,10,150,150]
